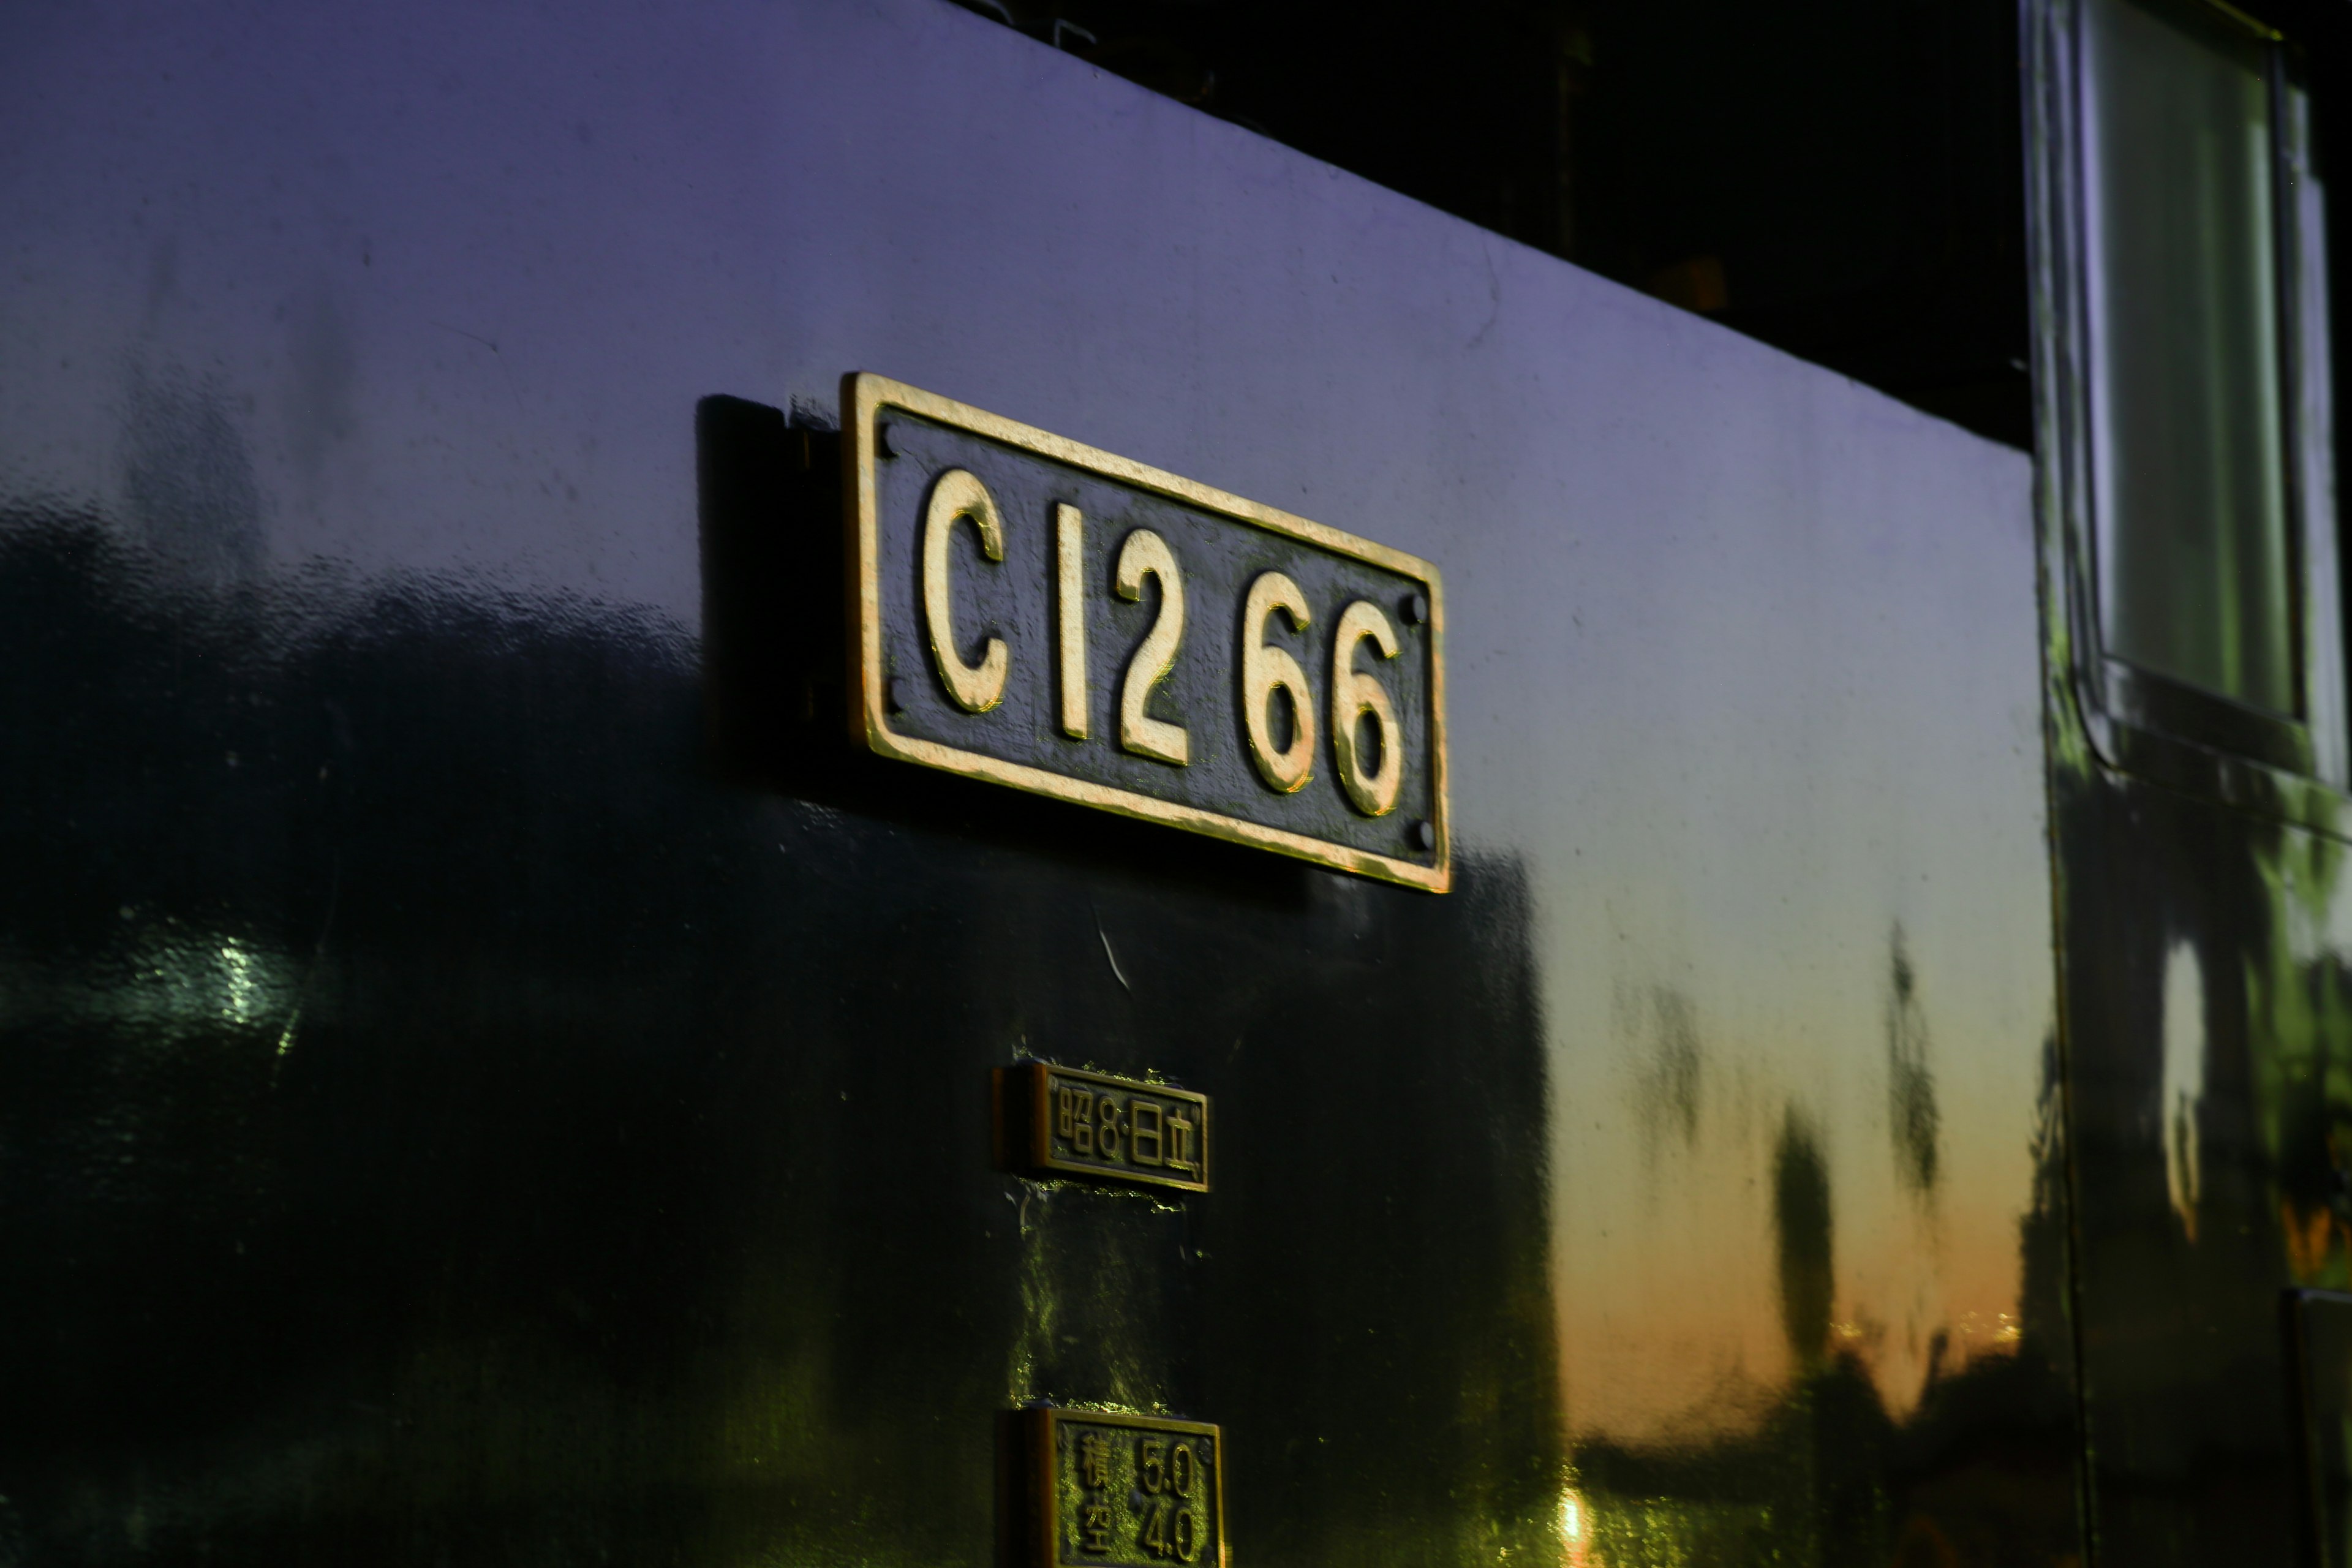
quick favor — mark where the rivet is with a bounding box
[877,421,902,459]
[1409,818,1438,853]
[886,676,910,714]
[1401,591,1430,627]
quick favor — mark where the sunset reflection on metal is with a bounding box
[1521,344,2065,1556]
[0,0,2079,1562]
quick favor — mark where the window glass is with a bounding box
[2084,0,2295,714]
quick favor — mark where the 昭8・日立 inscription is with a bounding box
[995,1063,1209,1194]
[843,374,1449,891]
[1020,1408,1225,1568]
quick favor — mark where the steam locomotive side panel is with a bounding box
[2027,0,2352,1556]
[0,1,2076,1563]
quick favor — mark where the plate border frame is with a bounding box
[1011,1063,1212,1194]
[1024,1406,1228,1568]
[843,371,1450,892]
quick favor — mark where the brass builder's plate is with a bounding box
[844,373,1449,891]
[1018,1407,1226,1568]
[995,1063,1210,1194]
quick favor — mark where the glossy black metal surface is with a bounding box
[2041,763,2318,1561]
[2022,0,2352,1555]
[1,2,2076,1562]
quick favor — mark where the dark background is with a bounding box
[959,0,2035,446]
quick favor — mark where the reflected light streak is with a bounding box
[0,929,298,1035]
[1559,1488,1591,1568]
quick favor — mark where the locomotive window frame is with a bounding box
[2030,0,2351,823]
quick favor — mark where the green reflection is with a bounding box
[2085,0,2295,712]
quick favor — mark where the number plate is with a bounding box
[995,1063,1210,1194]
[844,374,1449,891]
[1020,1408,1226,1568]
